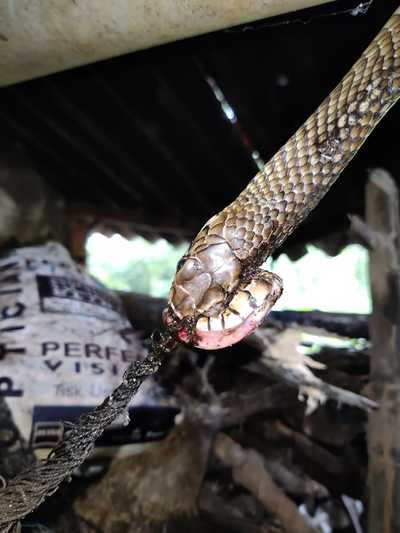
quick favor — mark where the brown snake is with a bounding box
[163,7,400,350]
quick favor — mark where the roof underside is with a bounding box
[1,0,399,254]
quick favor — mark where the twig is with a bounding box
[263,459,327,499]
[213,433,318,533]
[273,422,364,498]
[275,422,353,478]
[220,383,298,428]
[251,329,377,413]
[198,483,275,533]
[197,356,219,401]
[349,214,380,250]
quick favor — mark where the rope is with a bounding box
[0,332,174,532]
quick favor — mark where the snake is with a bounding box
[162,6,400,350]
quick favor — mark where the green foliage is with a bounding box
[86,233,187,297]
[267,244,371,313]
[86,234,371,313]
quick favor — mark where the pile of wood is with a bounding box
[19,294,372,533]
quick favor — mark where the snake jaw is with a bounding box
[163,270,283,349]
[163,235,283,349]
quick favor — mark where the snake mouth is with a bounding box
[163,275,283,350]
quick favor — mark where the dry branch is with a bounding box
[213,432,317,533]
[349,214,381,250]
[220,383,298,428]
[311,345,369,374]
[269,309,369,339]
[274,422,364,498]
[250,329,377,413]
[263,458,328,499]
[198,483,276,533]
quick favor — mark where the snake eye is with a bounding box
[176,258,186,273]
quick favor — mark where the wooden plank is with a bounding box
[367,168,400,533]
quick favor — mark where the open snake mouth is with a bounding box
[163,273,283,349]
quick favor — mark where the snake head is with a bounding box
[162,238,283,349]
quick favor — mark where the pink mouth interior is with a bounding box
[191,305,270,349]
[163,279,282,350]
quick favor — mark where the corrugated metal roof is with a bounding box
[0,0,399,251]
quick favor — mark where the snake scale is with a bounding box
[163,6,400,350]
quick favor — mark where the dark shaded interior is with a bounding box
[1,0,399,252]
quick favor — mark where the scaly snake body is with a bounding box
[163,7,400,349]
